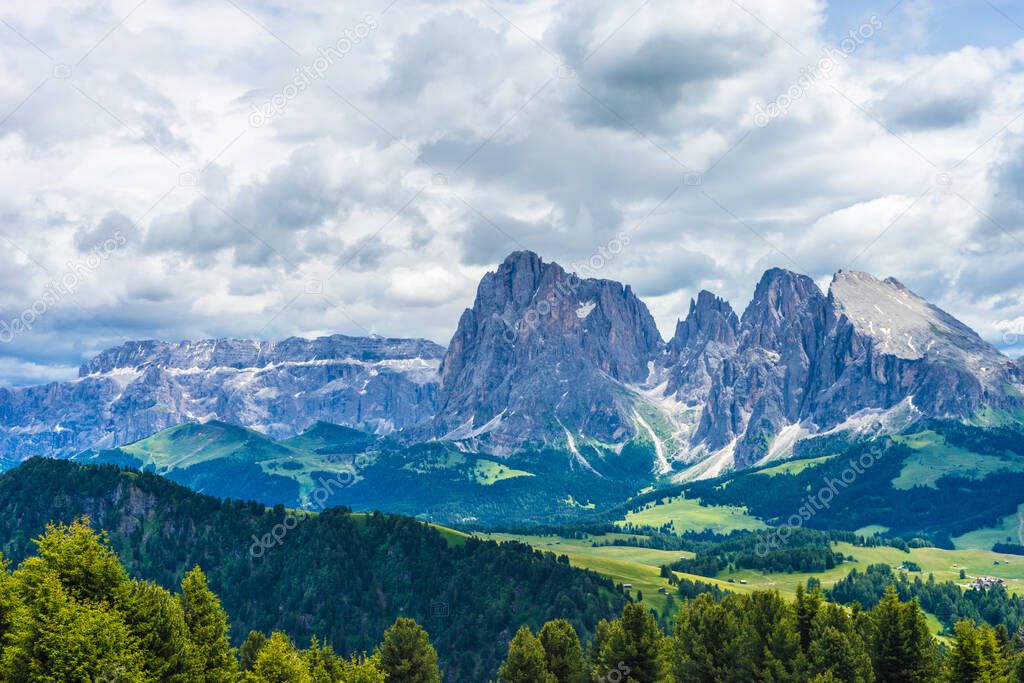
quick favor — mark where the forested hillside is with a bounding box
[5,518,1024,682]
[0,459,626,680]
[684,424,1024,545]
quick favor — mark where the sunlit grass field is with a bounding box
[475,531,1024,627]
[618,494,767,534]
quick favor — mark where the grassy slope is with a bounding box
[472,459,534,485]
[754,455,835,477]
[955,504,1024,550]
[710,543,1024,596]
[475,532,702,615]
[479,530,1024,632]
[892,431,1024,489]
[107,421,357,502]
[619,494,767,534]
[482,428,1024,623]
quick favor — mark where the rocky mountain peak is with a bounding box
[668,291,738,353]
[739,268,825,350]
[661,290,739,407]
[3,251,1023,483]
[435,251,662,452]
[828,269,998,364]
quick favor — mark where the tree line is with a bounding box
[0,458,627,680]
[499,585,1024,682]
[827,564,1024,635]
[6,518,1024,682]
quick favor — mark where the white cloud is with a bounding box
[1,0,1023,384]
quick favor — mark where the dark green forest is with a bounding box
[4,519,1024,682]
[827,564,1024,634]
[685,429,1024,544]
[0,459,625,680]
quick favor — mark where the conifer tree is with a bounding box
[538,619,586,683]
[593,603,663,683]
[0,522,146,683]
[736,591,804,682]
[337,652,387,683]
[18,518,129,607]
[499,626,556,683]
[241,630,269,672]
[179,565,238,682]
[669,593,741,682]
[806,603,873,683]
[378,617,441,683]
[301,636,341,683]
[249,631,311,683]
[0,556,22,644]
[795,584,824,652]
[947,619,1013,683]
[121,580,197,681]
[869,587,939,683]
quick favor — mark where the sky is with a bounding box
[0,0,1023,385]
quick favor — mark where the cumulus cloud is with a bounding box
[871,47,1000,130]
[75,210,140,251]
[0,0,1023,385]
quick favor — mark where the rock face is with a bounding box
[809,271,1017,422]
[691,269,828,466]
[0,335,444,462]
[434,251,663,452]
[663,290,739,405]
[677,269,1022,468]
[1,251,1021,476]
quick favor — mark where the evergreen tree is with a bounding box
[378,617,441,683]
[947,620,1012,683]
[301,636,342,683]
[0,556,22,645]
[179,565,238,682]
[593,603,663,683]
[810,672,844,683]
[0,519,145,682]
[499,626,556,683]
[995,623,1012,658]
[241,630,269,671]
[1013,653,1024,683]
[736,591,804,682]
[587,619,613,678]
[796,584,824,652]
[22,518,129,607]
[806,603,873,683]
[538,619,586,683]
[977,622,1012,683]
[249,631,311,683]
[669,593,741,682]
[121,580,197,681]
[337,653,387,683]
[869,587,939,683]
[949,619,986,683]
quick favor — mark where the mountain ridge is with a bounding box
[2,251,1021,484]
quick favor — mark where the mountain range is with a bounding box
[2,251,1022,485]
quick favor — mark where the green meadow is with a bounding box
[618,494,767,534]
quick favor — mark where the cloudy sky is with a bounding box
[1,0,1023,385]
